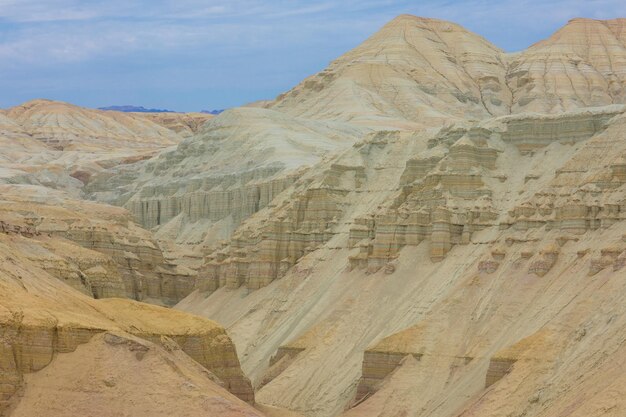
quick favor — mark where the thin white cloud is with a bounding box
[0,0,625,109]
[0,0,113,22]
[1,0,625,66]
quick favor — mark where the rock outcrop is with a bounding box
[0,240,254,413]
[0,185,195,305]
[88,16,626,277]
[177,102,626,417]
[9,332,263,417]
[86,107,366,256]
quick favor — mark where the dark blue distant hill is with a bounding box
[201,109,225,115]
[98,105,176,113]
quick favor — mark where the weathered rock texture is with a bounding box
[269,15,510,129]
[0,99,200,199]
[178,101,626,416]
[89,17,626,271]
[269,16,626,127]
[5,99,180,151]
[8,332,263,417]
[187,107,623,301]
[507,18,626,114]
[0,237,254,414]
[128,111,214,137]
[0,185,195,305]
[86,107,366,258]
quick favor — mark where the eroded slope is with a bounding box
[87,107,367,258]
[0,230,255,414]
[176,108,626,417]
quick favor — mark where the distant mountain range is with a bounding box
[98,105,175,113]
[99,105,225,115]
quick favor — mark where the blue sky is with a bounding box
[0,0,624,112]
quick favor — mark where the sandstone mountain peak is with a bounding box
[269,13,626,123]
[508,16,626,112]
[383,14,466,28]
[531,16,626,49]
[269,14,508,129]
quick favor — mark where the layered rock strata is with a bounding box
[87,107,365,256]
[198,186,345,292]
[0,185,195,305]
[348,107,624,271]
[507,18,626,114]
[355,351,424,402]
[5,13,626,417]
[269,15,510,128]
[0,99,198,200]
[348,125,499,267]
[126,170,298,230]
[0,242,254,413]
[177,106,626,417]
[182,108,626,301]
[270,16,626,126]
[9,332,263,417]
[4,99,181,151]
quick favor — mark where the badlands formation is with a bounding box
[1,14,626,417]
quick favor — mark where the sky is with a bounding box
[0,0,625,112]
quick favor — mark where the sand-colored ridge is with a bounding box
[0,184,196,305]
[174,107,626,416]
[0,231,255,412]
[127,111,214,137]
[9,331,263,417]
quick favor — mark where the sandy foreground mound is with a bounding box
[0,100,260,416]
[10,332,261,417]
[0,227,256,411]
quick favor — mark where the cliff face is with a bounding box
[0,237,254,414]
[87,17,626,261]
[174,106,626,417]
[185,107,623,299]
[86,107,366,255]
[83,16,626,417]
[0,185,196,305]
[347,107,623,270]
[8,332,262,417]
